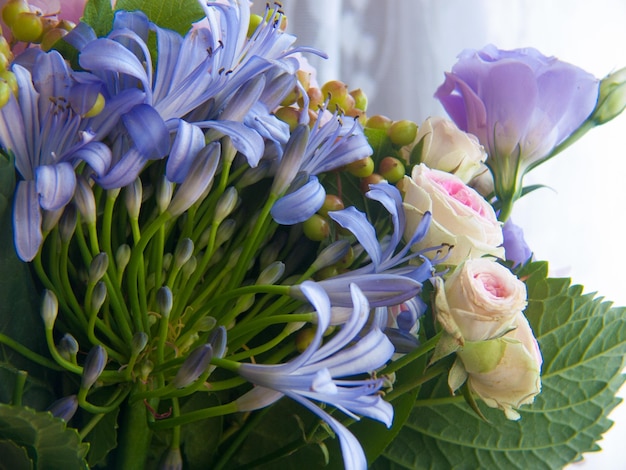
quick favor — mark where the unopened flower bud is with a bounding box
[271,124,309,196]
[173,238,194,269]
[157,176,174,214]
[81,345,107,390]
[42,207,64,233]
[238,161,270,188]
[220,75,265,122]
[208,326,227,359]
[157,286,173,318]
[91,281,107,314]
[48,395,78,422]
[214,187,238,224]
[215,219,236,248]
[58,204,77,243]
[58,333,79,361]
[196,316,217,332]
[125,178,143,219]
[171,344,213,388]
[116,244,131,273]
[181,256,197,280]
[591,67,626,125]
[88,252,109,283]
[162,253,173,272]
[140,360,154,381]
[74,175,96,224]
[256,261,285,285]
[132,331,149,355]
[41,290,58,329]
[160,447,183,470]
[311,240,351,271]
[167,143,220,217]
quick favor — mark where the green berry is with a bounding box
[40,26,67,51]
[11,11,44,43]
[83,92,105,118]
[1,0,30,28]
[295,328,316,352]
[274,106,300,131]
[0,80,11,109]
[302,214,330,241]
[379,156,406,183]
[350,88,368,112]
[365,114,393,131]
[321,80,355,113]
[388,119,418,146]
[247,13,263,37]
[0,70,17,97]
[335,245,354,269]
[345,156,374,178]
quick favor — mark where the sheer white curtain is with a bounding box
[264,1,626,468]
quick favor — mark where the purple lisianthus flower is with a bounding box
[435,45,598,218]
[502,218,533,267]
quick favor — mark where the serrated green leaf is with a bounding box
[0,209,58,410]
[373,261,626,469]
[0,404,88,470]
[0,439,33,470]
[114,0,205,35]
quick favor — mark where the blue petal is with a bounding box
[13,180,42,261]
[166,121,206,183]
[151,24,184,104]
[72,142,112,177]
[96,147,146,189]
[196,119,265,167]
[366,183,404,259]
[35,162,76,211]
[122,104,170,160]
[270,175,325,225]
[329,207,382,268]
[63,22,98,52]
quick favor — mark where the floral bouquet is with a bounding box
[0,0,625,469]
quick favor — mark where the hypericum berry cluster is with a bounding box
[1,0,75,51]
[0,27,15,107]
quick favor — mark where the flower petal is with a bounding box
[13,180,42,261]
[270,175,325,225]
[166,121,206,183]
[35,162,76,211]
[122,104,170,160]
[329,206,382,268]
[197,120,265,167]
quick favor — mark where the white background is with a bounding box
[273,0,626,468]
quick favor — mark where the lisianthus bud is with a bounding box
[171,344,213,388]
[41,290,58,329]
[81,345,107,390]
[48,395,78,422]
[590,66,626,124]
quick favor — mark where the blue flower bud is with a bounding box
[115,244,132,273]
[311,240,351,271]
[73,175,96,224]
[256,261,285,285]
[58,333,79,361]
[270,124,309,196]
[214,187,239,224]
[171,344,213,388]
[48,395,78,422]
[81,345,107,390]
[173,238,194,269]
[157,176,174,214]
[58,204,77,243]
[159,447,183,470]
[157,287,173,318]
[208,326,227,359]
[132,332,149,355]
[125,178,143,219]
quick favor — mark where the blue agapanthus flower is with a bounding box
[67,2,310,186]
[0,50,140,261]
[236,281,394,470]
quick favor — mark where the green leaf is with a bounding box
[114,0,205,35]
[0,208,58,410]
[82,0,115,38]
[0,152,15,219]
[179,393,223,470]
[0,404,88,470]
[80,407,119,468]
[374,261,626,469]
[0,439,33,470]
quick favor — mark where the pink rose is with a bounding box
[398,163,503,265]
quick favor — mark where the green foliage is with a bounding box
[0,404,88,469]
[0,152,15,219]
[372,261,626,469]
[82,0,115,38]
[80,407,119,468]
[0,208,58,410]
[114,0,205,35]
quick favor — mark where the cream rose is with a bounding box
[398,164,504,265]
[444,258,527,341]
[458,312,542,420]
[404,117,486,183]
